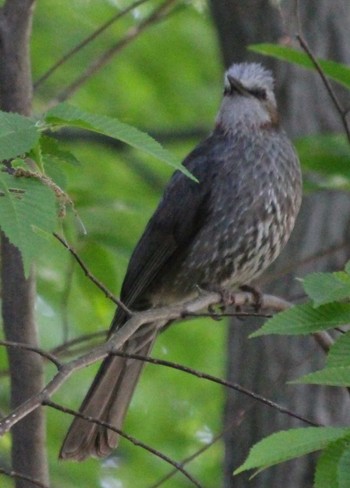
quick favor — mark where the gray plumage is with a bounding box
[60,62,302,460]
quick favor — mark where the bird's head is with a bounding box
[216,63,279,131]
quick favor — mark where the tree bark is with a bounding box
[0,1,49,486]
[209,1,350,487]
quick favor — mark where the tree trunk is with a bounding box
[209,1,350,487]
[0,1,49,486]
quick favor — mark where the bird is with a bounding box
[59,62,302,460]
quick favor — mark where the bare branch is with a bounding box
[0,468,49,488]
[53,232,132,315]
[60,256,75,342]
[149,414,247,488]
[34,0,151,89]
[50,330,107,356]
[111,351,321,427]
[0,291,326,439]
[296,34,350,143]
[0,340,61,369]
[45,400,203,488]
[49,0,178,107]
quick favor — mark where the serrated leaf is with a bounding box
[234,427,350,476]
[0,111,40,160]
[314,439,349,488]
[250,303,350,338]
[303,272,350,306]
[338,445,350,488]
[249,44,350,89]
[293,366,350,386]
[43,157,67,189]
[327,332,350,368]
[0,172,57,275]
[45,103,194,178]
[40,135,80,166]
[29,141,44,173]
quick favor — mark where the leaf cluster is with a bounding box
[0,102,185,275]
[233,44,350,488]
[236,263,350,485]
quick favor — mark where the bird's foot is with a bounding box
[196,284,261,318]
[239,285,263,311]
[199,285,237,316]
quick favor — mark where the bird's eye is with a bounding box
[248,88,267,100]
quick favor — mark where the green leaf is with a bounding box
[0,172,57,275]
[29,141,44,172]
[293,331,350,385]
[234,427,350,476]
[327,332,350,368]
[314,439,349,488]
[293,366,350,386]
[249,44,350,89]
[40,135,80,166]
[45,103,194,178]
[250,303,350,338]
[303,271,350,306]
[338,445,350,488]
[0,111,40,160]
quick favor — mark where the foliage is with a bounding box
[0,102,188,275]
[236,263,350,484]
[249,43,350,89]
[233,47,350,487]
[2,3,350,488]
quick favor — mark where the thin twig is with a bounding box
[0,332,107,380]
[49,0,178,106]
[296,34,350,143]
[0,340,62,369]
[0,467,50,488]
[45,400,203,488]
[149,412,247,488]
[185,311,272,319]
[60,256,75,342]
[34,0,151,89]
[50,330,107,356]
[111,351,321,427]
[53,232,132,315]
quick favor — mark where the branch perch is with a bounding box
[0,291,294,435]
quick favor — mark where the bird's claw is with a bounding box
[239,285,263,311]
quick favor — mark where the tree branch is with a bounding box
[34,0,151,89]
[0,468,49,488]
[0,340,62,369]
[149,415,246,488]
[0,291,321,437]
[53,232,132,315]
[111,351,321,427]
[296,34,350,143]
[45,400,203,488]
[49,0,178,107]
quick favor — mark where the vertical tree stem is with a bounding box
[0,1,49,486]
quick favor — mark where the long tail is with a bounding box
[59,323,158,461]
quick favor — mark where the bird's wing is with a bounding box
[111,136,218,328]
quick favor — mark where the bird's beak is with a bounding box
[226,75,247,96]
